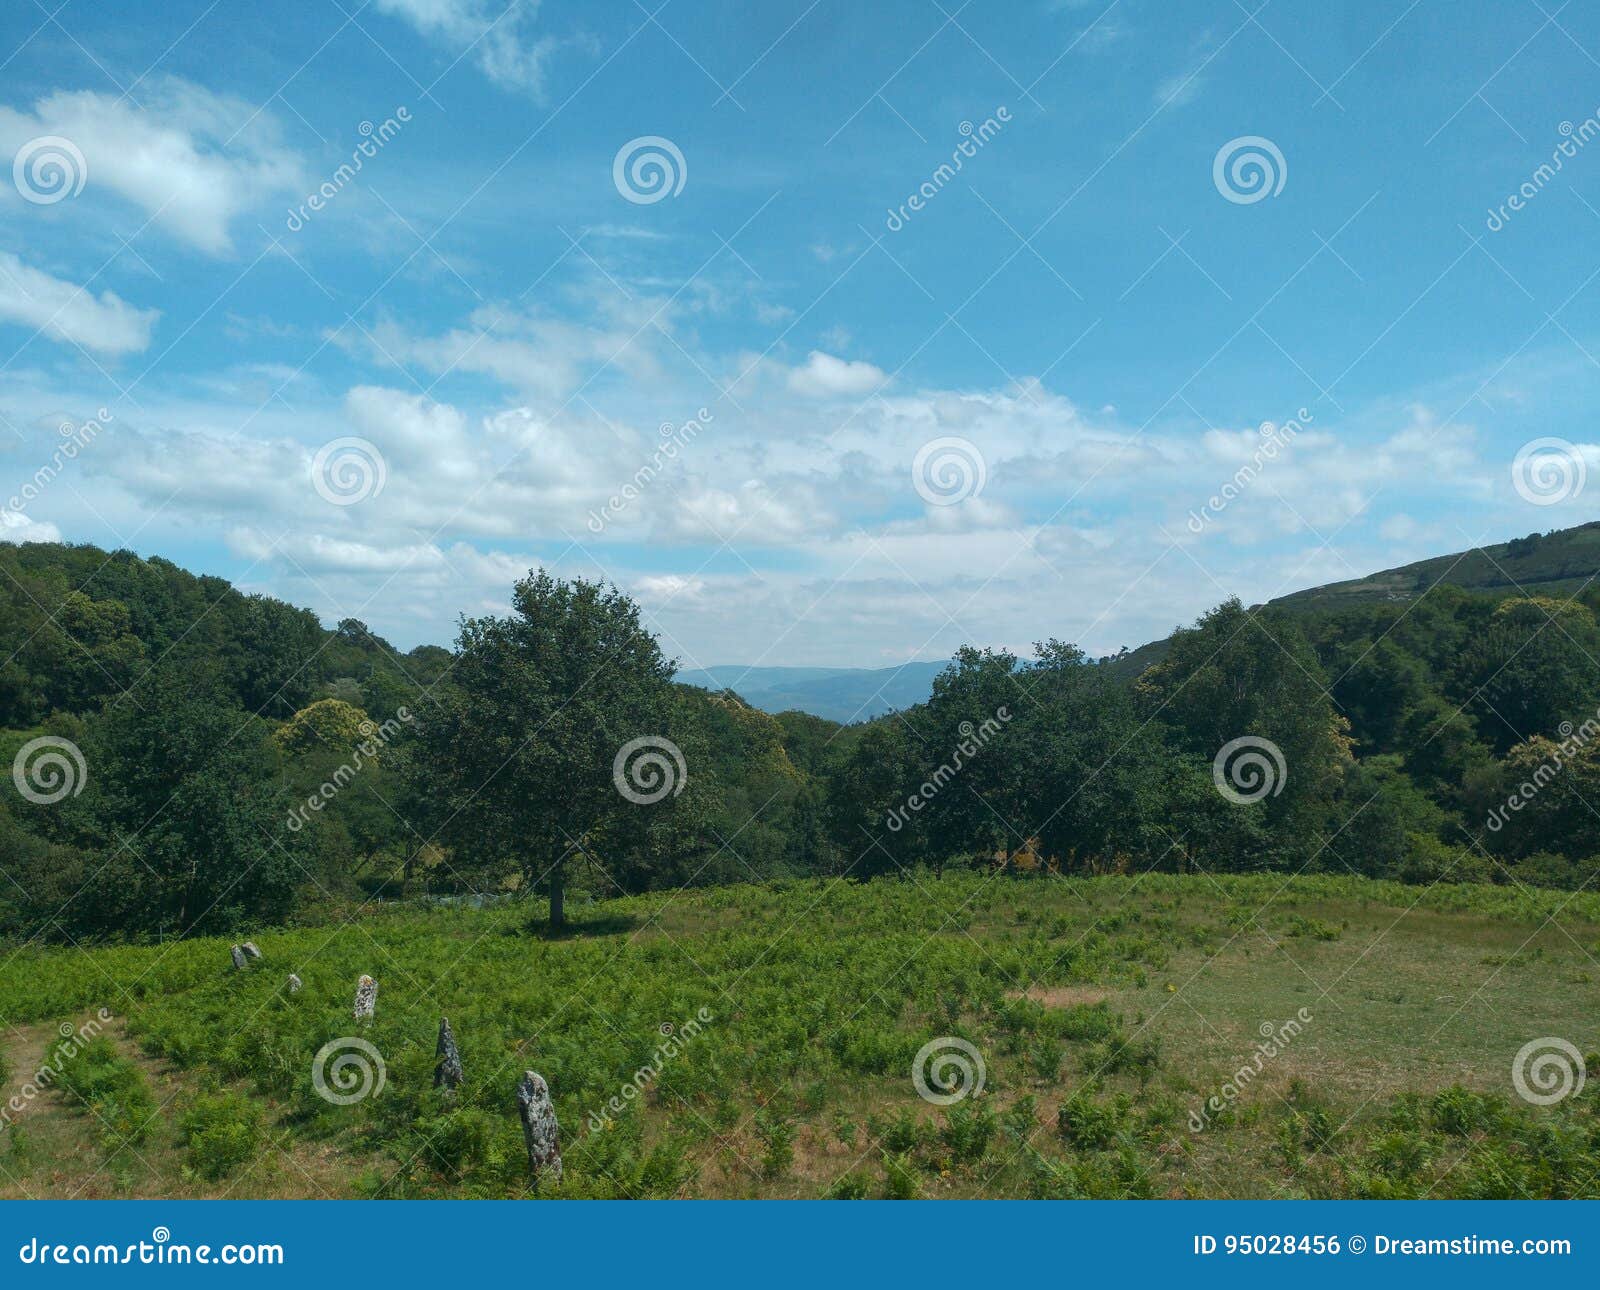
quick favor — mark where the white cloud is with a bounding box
[345,385,476,478]
[0,252,158,354]
[374,0,563,95]
[0,81,303,254]
[346,300,662,400]
[787,350,887,399]
[0,508,62,543]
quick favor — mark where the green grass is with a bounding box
[5,872,1599,1198]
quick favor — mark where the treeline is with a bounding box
[2,542,1598,944]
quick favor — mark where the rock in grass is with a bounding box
[230,945,248,970]
[286,973,303,994]
[516,1071,562,1182]
[353,974,378,1023]
[241,941,262,960]
[435,1017,463,1091]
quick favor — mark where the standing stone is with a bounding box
[434,1017,463,1091]
[353,974,377,1024]
[516,1071,562,1182]
[241,941,262,960]
[286,973,303,994]
[230,944,248,970]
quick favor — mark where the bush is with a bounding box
[180,1092,265,1180]
[1056,1089,1128,1149]
[824,1170,870,1199]
[880,1152,921,1199]
[939,1101,997,1163]
[56,1037,157,1147]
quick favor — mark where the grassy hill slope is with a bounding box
[5,873,1596,1199]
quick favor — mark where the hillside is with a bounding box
[1104,523,1600,681]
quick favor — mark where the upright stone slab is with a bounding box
[434,1017,463,1091]
[241,941,262,960]
[230,945,247,970]
[286,973,303,994]
[516,1071,562,1182]
[353,974,378,1023]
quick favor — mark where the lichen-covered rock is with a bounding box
[286,973,303,994]
[230,945,247,970]
[516,1070,561,1182]
[241,941,262,960]
[353,974,377,1023]
[435,1017,463,1091]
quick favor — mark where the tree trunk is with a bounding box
[549,861,566,930]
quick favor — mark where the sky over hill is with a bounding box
[2,2,1599,669]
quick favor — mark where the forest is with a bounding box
[3,535,1598,946]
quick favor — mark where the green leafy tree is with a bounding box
[911,648,1029,869]
[72,670,306,937]
[827,717,922,875]
[420,571,706,928]
[1018,641,1167,871]
[1135,599,1351,867]
[1453,597,1600,754]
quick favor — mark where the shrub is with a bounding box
[824,1171,869,1199]
[56,1037,157,1147]
[1056,1088,1128,1149]
[180,1092,264,1180]
[880,1152,921,1199]
[939,1101,997,1163]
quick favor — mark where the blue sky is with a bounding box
[2,0,1599,670]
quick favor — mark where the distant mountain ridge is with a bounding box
[676,661,951,724]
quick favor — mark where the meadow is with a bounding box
[3,871,1597,1200]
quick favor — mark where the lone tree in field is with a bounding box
[423,571,700,929]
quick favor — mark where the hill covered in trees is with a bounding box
[4,530,1600,946]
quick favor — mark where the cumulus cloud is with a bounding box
[0,508,62,544]
[0,81,303,254]
[786,350,887,398]
[0,252,158,354]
